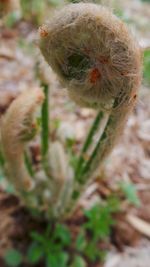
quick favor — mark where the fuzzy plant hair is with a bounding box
[0,86,73,217]
[0,3,141,220]
[0,89,44,192]
[39,3,141,110]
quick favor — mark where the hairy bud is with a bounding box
[39,3,141,110]
[0,88,44,192]
[39,3,142,217]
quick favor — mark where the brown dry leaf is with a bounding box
[126,214,150,238]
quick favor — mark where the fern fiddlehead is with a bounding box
[39,3,141,217]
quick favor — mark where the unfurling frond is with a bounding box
[0,88,44,192]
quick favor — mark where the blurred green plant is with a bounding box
[68,0,82,3]
[74,196,120,263]
[119,181,140,207]
[71,255,86,267]
[48,0,64,6]
[65,138,78,170]
[4,11,21,28]
[20,0,46,25]
[27,224,70,267]
[4,196,120,266]
[143,49,150,85]
[4,249,23,267]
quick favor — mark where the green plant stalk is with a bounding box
[41,83,49,172]
[0,149,5,167]
[80,115,111,181]
[24,151,34,177]
[79,100,118,182]
[75,110,103,180]
[65,97,131,217]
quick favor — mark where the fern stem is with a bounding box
[41,83,49,167]
[24,151,34,177]
[75,110,103,180]
[0,149,4,167]
[79,99,118,183]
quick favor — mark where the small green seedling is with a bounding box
[4,249,23,267]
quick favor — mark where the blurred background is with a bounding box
[0,1,150,267]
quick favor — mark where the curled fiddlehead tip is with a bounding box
[0,88,44,191]
[39,3,142,110]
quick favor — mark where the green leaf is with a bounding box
[5,11,21,28]
[31,232,45,243]
[46,253,55,267]
[84,242,99,262]
[54,224,71,246]
[27,243,44,264]
[4,249,23,267]
[71,255,87,267]
[52,118,61,130]
[106,195,120,212]
[143,49,150,85]
[58,252,69,267]
[46,252,68,267]
[66,138,76,149]
[120,181,140,206]
[48,0,63,6]
[75,232,87,252]
[0,173,4,182]
[5,184,15,194]
[84,204,114,240]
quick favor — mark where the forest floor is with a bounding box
[0,1,150,267]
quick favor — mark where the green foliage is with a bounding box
[74,196,120,263]
[48,0,64,6]
[5,184,15,194]
[66,138,78,170]
[4,249,23,267]
[27,243,44,264]
[143,49,150,85]
[27,223,71,267]
[120,181,140,206]
[20,0,45,25]
[4,11,21,28]
[75,231,87,252]
[51,118,61,131]
[27,199,118,265]
[68,0,102,2]
[18,38,34,55]
[3,196,120,266]
[0,169,15,194]
[68,0,82,3]
[71,255,87,267]
[84,199,118,241]
[46,252,69,267]
[0,173,4,182]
